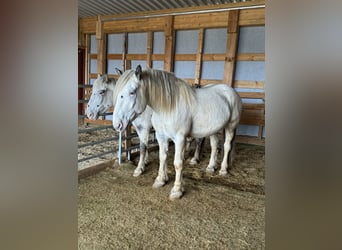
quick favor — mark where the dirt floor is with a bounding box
[78,136,265,249]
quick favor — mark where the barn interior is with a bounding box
[78,1,265,249]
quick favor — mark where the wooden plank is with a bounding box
[174,12,229,30]
[89,73,98,79]
[238,91,265,99]
[239,109,265,126]
[237,53,265,61]
[84,118,113,126]
[79,17,97,33]
[164,16,174,72]
[126,54,147,60]
[95,16,103,40]
[89,54,97,59]
[146,32,153,69]
[202,54,226,61]
[236,135,265,146]
[122,33,128,70]
[194,28,204,85]
[85,34,90,85]
[224,10,239,86]
[234,80,265,89]
[78,160,114,179]
[174,54,197,61]
[107,54,122,60]
[239,8,265,26]
[151,54,165,61]
[198,79,223,85]
[242,103,265,110]
[104,17,166,33]
[97,35,106,74]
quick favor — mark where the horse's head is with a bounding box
[112,65,148,132]
[86,74,116,120]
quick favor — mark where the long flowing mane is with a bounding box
[114,69,196,113]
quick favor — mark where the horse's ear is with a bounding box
[115,68,123,75]
[135,65,142,81]
[97,74,102,79]
[102,74,108,83]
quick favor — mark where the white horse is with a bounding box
[86,71,153,177]
[112,65,242,200]
[86,70,205,177]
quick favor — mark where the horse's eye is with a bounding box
[99,90,105,95]
[129,91,136,96]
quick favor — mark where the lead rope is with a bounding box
[118,131,122,165]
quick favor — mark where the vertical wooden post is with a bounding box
[194,28,204,86]
[83,34,90,119]
[146,32,153,69]
[164,16,174,72]
[224,10,240,86]
[122,33,128,70]
[96,16,106,74]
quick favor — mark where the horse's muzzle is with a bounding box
[113,120,124,132]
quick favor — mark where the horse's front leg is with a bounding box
[170,136,186,200]
[206,134,218,173]
[133,128,149,177]
[152,135,169,188]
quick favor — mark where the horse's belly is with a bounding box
[190,119,228,138]
[151,114,191,140]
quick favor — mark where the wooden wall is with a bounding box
[78,0,265,145]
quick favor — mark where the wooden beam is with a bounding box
[238,91,265,99]
[236,135,265,146]
[224,10,239,86]
[97,37,106,74]
[146,32,153,69]
[194,28,204,85]
[95,16,103,39]
[164,16,174,72]
[239,8,265,26]
[126,54,147,60]
[234,80,265,89]
[237,53,265,61]
[78,160,115,179]
[122,33,128,70]
[96,16,106,74]
[84,118,112,126]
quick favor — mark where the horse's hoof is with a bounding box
[169,190,183,200]
[133,168,143,177]
[206,167,215,173]
[219,169,228,176]
[152,178,166,188]
[189,158,199,165]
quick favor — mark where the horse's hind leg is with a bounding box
[219,127,235,175]
[206,134,218,173]
[189,137,205,165]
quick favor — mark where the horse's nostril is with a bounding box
[97,105,99,107]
